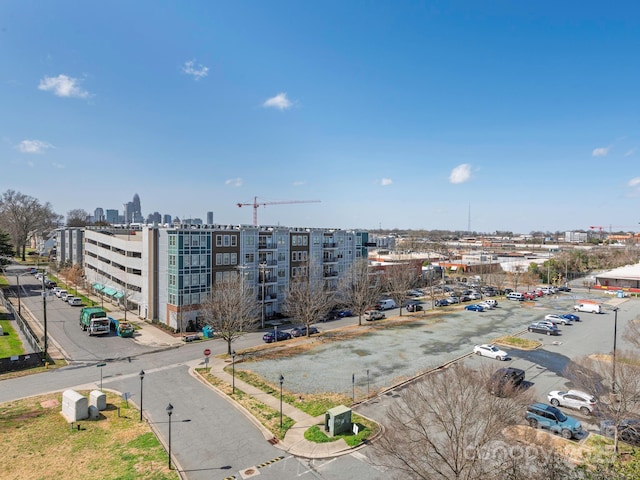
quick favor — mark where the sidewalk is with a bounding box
[193,355,356,459]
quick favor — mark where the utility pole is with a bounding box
[42,273,48,364]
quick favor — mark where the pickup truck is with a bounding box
[365,310,385,321]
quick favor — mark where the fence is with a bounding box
[0,287,44,371]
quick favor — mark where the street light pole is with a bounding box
[166,403,173,470]
[612,307,619,393]
[259,262,267,329]
[279,374,284,428]
[97,363,106,391]
[42,272,48,364]
[16,273,21,316]
[231,350,236,395]
[139,370,145,421]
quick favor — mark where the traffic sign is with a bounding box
[203,348,211,357]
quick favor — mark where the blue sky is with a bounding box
[2,1,640,234]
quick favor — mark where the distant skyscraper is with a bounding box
[163,214,172,225]
[106,209,119,224]
[132,193,141,217]
[94,208,104,222]
[207,211,214,225]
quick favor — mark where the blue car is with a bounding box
[465,304,484,312]
[525,403,583,439]
[561,313,580,322]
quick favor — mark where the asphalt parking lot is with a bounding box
[242,290,638,419]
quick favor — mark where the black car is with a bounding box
[44,280,57,289]
[434,299,449,307]
[601,419,640,446]
[528,322,560,336]
[262,330,292,343]
[489,367,525,396]
[290,326,319,337]
[557,285,572,292]
[406,303,423,312]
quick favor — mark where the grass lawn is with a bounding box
[0,392,178,480]
[0,318,25,357]
[494,335,541,350]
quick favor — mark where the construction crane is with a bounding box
[237,196,321,226]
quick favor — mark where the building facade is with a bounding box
[74,224,368,331]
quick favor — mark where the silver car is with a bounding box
[547,389,597,415]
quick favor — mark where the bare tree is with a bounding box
[371,363,533,480]
[0,190,62,261]
[66,208,91,227]
[201,271,259,354]
[283,260,335,336]
[337,258,383,326]
[383,261,421,316]
[61,264,84,296]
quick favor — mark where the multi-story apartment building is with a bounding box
[74,224,368,331]
[55,228,84,266]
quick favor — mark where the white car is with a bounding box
[68,297,83,306]
[547,390,597,415]
[545,314,572,325]
[473,344,508,361]
[478,302,494,310]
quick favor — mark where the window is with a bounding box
[169,293,176,304]
[302,235,308,246]
[223,253,230,265]
[192,254,199,266]
[278,269,285,278]
[201,234,208,246]
[245,253,254,263]
[169,274,176,286]
[223,235,230,247]
[278,252,286,262]
[184,275,191,287]
[215,271,224,282]
[192,274,199,285]
[231,235,237,247]
[200,254,206,266]
[215,253,222,265]
[169,255,176,267]
[184,255,191,267]
[216,235,222,247]
[292,236,297,246]
[245,235,254,246]
[169,236,176,247]
[277,235,286,246]
[231,253,237,265]
[192,236,199,247]
[191,293,200,305]
[200,273,207,284]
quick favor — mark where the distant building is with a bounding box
[565,231,588,243]
[94,208,104,223]
[207,211,214,225]
[163,214,172,225]
[105,209,119,224]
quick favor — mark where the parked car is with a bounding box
[489,367,525,396]
[406,303,423,312]
[465,304,485,312]
[545,314,572,325]
[364,310,385,321]
[483,299,498,308]
[60,291,70,301]
[447,296,460,304]
[26,267,37,274]
[376,299,398,311]
[558,285,572,292]
[262,330,292,343]
[547,390,597,415]
[68,297,83,306]
[434,299,449,307]
[406,289,423,297]
[525,403,583,439]
[560,313,580,322]
[45,280,57,289]
[538,319,561,329]
[56,289,68,298]
[477,302,494,310]
[600,419,640,446]
[473,344,508,361]
[52,287,62,296]
[527,322,559,335]
[336,309,353,318]
[290,326,319,337]
[64,295,76,304]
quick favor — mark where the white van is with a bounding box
[574,303,602,314]
[376,299,398,310]
[507,292,525,301]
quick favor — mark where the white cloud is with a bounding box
[625,148,636,157]
[292,180,305,186]
[263,93,292,110]
[380,178,393,186]
[449,164,472,184]
[38,74,90,98]
[225,177,243,187]
[181,60,209,80]
[628,177,640,188]
[592,146,611,157]
[16,139,54,154]
[52,162,64,169]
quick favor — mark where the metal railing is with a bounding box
[0,287,42,354]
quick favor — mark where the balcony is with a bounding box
[258,243,277,250]
[323,256,338,263]
[322,242,338,248]
[323,271,338,277]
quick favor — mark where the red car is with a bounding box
[522,292,536,300]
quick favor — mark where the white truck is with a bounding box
[574,302,602,314]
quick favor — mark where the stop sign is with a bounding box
[203,348,211,357]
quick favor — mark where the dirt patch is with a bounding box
[40,399,59,409]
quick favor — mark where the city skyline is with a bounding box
[2,1,640,233]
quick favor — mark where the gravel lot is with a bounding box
[241,290,630,398]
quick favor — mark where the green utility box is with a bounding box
[325,405,352,436]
